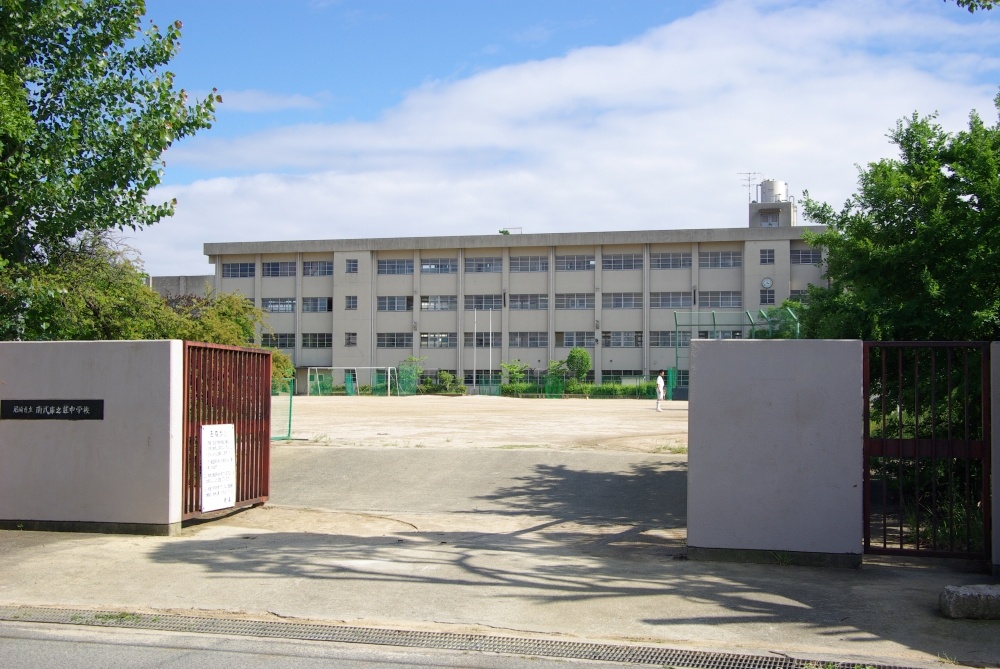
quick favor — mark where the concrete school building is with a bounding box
[183,179,825,395]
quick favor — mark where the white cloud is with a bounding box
[216,89,326,113]
[131,0,1000,276]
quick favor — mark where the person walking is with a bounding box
[655,370,665,411]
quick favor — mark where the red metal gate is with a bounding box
[183,341,271,519]
[863,342,991,561]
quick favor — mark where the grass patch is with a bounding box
[94,612,141,623]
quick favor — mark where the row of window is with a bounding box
[261,291,752,313]
[263,329,739,350]
[224,249,822,279]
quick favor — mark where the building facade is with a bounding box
[202,183,825,394]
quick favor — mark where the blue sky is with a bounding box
[132,0,1000,275]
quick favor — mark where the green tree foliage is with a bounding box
[500,359,531,383]
[801,95,1000,341]
[750,302,802,339]
[565,347,591,381]
[950,0,997,11]
[0,0,218,265]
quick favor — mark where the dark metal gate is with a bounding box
[863,342,991,561]
[183,342,271,519]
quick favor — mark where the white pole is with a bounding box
[473,310,477,394]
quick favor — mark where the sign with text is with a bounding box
[201,423,237,513]
[1,399,104,420]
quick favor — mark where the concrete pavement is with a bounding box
[0,444,997,667]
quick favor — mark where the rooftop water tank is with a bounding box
[760,180,788,203]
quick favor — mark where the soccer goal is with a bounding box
[306,367,400,396]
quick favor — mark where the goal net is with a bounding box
[306,367,406,396]
[270,377,294,440]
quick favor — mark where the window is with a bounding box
[263,261,296,277]
[261,333,294,348]
[302,333,332,348]
[302,297,333,312]
[790,289,808,300]
[650,292,693,308]
[261,297,295,313]
[465,370,502,385]
[345,295,358,310]
[602,331,642,347]
[509,294,548,310]
[650,331,691,347]
[464,332,501,348]
[377,296,413,311]
[421,295,458,311]
[555,331,596,347]
[555,255,595,271]
[377,259,414,275]
[760,213,780,227]
[602,292,642,309]
[303,261,333,276]
[508,332,547,347]
[420,332,458,348]
[760,249,775,265]
[602,370,644,383]
[698,330,743,340]
[700,291,742,308]
[345,332,357,347]
[421,258,458,274]
[509,256,548,272]
[464,256,502,273]
[555,293,595,309]
[464,294,503,310]
[602,253,643,270]
[790,249,822,264]
[377,332,413,348]
[699,251,742,268]
[760,289,775,305]
[222,262,254,278]
[649,252,692,269]
[345,259,358,274]
[676,370,690,387]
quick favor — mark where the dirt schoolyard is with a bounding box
[282,395,688,453]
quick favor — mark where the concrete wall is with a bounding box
[150,275,212,298]
[687,339,863,566]
[0,341,184,535]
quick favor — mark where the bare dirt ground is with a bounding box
[279,395,688,454]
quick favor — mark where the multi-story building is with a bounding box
[195,180,824,396]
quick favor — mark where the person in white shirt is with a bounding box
[655,370,665,412]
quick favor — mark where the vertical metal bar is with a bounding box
[982,343,992,563]
[863,342,872,552]
[914,347,921,551]
[896,346,905,550]
[929,347,938,552]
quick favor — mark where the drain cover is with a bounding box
[0,605,919,669]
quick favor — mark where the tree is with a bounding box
[949,0,997,11]
[801,95,1000,341]
[500,359,531,383]
[565,347,591,381]
[1,0,218,265]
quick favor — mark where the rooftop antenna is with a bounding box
[738,172,762,202]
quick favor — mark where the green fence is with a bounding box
[271,378,294,441]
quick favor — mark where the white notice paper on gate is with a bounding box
[201,424,237,513]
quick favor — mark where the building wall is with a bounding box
[0,341,184,534]
[687,339,864,565]
[204,227,826,389]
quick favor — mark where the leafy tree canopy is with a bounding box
[0,0,217,265]
[801,94,1000,341]
[565,347,591,381]
[950,0,997,11]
